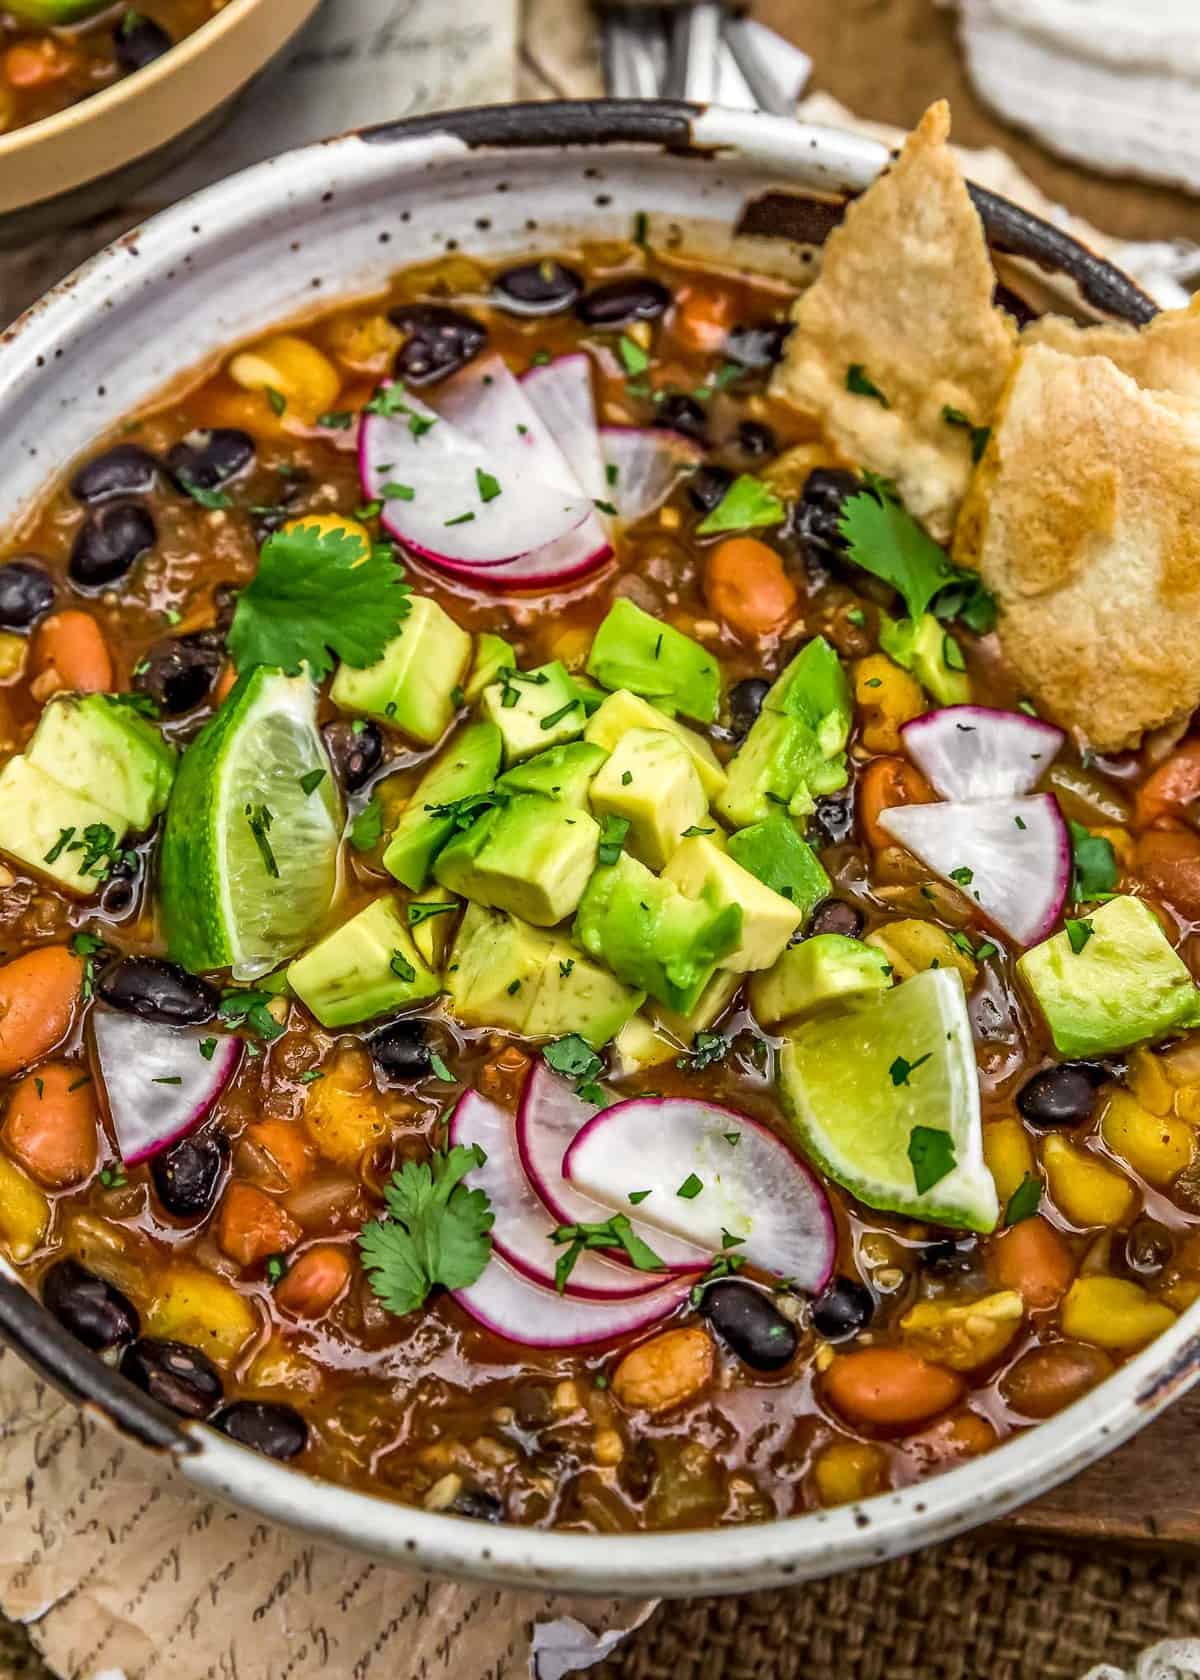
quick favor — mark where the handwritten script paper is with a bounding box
[0,1352,654,1679]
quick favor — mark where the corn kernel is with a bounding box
[0,632,27,683]
[854,654,925,755]
[1174,1085,1200,1124]
[900,1290,1024,1372]
[549,626,592,672]
[658,507,681,530]
[423,1472,464,1512]
[866,919,978,988]
[144,1263,257,1367]
[1101,1090,1194,1188]
[323,312,403,375]
[593,1428,624,1466]
[1042,1133,1137,1229]
[0,1152,49,1262]
[983,1119,1035,1205]
[228,334,341,424]
[281,512,372,552]
[1061,1276,1176,1349]
[1127,1049,1174,1117]
[813,1439,888,1506]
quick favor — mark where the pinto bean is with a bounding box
[611,1327,715,1414]
[32,611,113,695]
[274,1245,353,1317]
[823,1347,964,1430]
[0,946,85,1079]
[2,1063,98,1189]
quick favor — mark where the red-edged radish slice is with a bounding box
[424,522,614,593]
[879,792,1071,947]
[516,1063,709,1273]
[902,706,1066,803]
[440,354,585,493]
[358,384,593,568]
[601,426,702,524]
[562,1098,836,1294]
[448,1088,666,1301]
[523,353,608,503]
[92,1011,240,1165]
[453,1253,689,1348]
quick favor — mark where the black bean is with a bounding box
[389,304,487,385]
[810,1275,874,1341]
[369,1018,433,1083]
[807,899,864,940]
[135,631,224,716]
[728,677,770,740]
[734,420,776,459]
[98,957,219,1025]
[655,394,707,443]
[791,468,861,563]
[114,12,172,73]
[120,1338,223,1418]
[575,277,670,329]
[214,1401,308,1460]
[322,718,384,795]
[807,790,856,848]
[70,444,159,505]
[918,1235,978,1277]
[1123,1218,1172,1280]
[1017,1062,1105,1128]
[697,1279,798,1372]
[151,1130,229,1221]
[69,503,155,590]
[448,1485,504,1522]
[686,464,733,514]
[167,428,255,493]
[725,321,792,369]
[0,559,54,629]
[43,1259,139,1352]
[493,260,583,317]
[99,853,141,919]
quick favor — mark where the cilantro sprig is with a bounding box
[228,522,411,682]
[359,1145,494,1315]
[550,1214,664,1294]
[837,476,996,633]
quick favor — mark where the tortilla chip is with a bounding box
[769,101,1015,542]
[955,344,1200,752]
[1026,298,1200,404]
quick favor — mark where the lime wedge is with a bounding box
[161,668,343,979]
[778,968,998,1233]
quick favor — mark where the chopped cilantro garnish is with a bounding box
[628,1189,651,1205]
[550,1214,663,1293]
[407,901,458,927]
[178,474,232,510]
[298,767,326,797]
[348,797,385,852]
[244,802,279,879]
[218,987,285,1041]
[99,1163,127,1189]
[680,824,714,838]
[428,1050,455,1083]
[676,1031,727,1073]
[380,481,415,502]
[445,511,476,527]
[359,1146,494,1315]
[907,1125,956,1193]
[1005,1172,1042,1225]
[539,697,582,732]
[949,865,974,888]
[476,468,501,503]
[846,364,889,406]
[389,949,416,983]
[1065,916,1095,955]
[618,335,650,376]
[1070,821,1118,901]
[597,813,631,867]
[838,476,996,631]
[890,1052,932,1087]
[265,1255,288,1285]
[198,1037,217,1061]
[676,1173,704,1200]
[316,410,355,430]
[264,386,287,417]
[543,1035,604,1084]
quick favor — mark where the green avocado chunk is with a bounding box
[26,693,176,832]
[445,902,642,1047]
[575,851,742,1015]
[662,835,801,972]
[586,597,721,724]
[382,720,502,892]
[330,596,471,745]
[463,632,516,704]
[879,613,970,705]
[482,660,585,764]
[287,896,440,1028]
[496,741,608,806]
[585,689,726,799]
[434,792,600,927]
[765,635,853,755]
[717,637,851,829]
[750,933,892,1028]
[1017,894,1200,1058]
[588,728,707,870]
[726,817,831,922]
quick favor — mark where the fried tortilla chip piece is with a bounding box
[770,100,1015,542]
[1027,298,1200,404]
[955,344,1200,753]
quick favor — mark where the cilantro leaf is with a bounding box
[1065,916,1095,955]
[348,796,385,852]
[696,473,786,537]
[358,1145,494,1315]
[846,364,889,406]
[543,1035,604,1083]
[550,1213,664,1293]
[907,1125,956,1194]
[1070,821,1118,902]
[228,521,411,681]
[838,480,997,634]
[1004,1172,1041,1225]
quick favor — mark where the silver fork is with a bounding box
[595,1,809,115]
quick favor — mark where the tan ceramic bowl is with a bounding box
[0,0,322,240]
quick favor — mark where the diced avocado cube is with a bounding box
[27,693,176,833]
[445,902,641,1046]
[0,757,129,896]
[586,598,720,724]
[568,673,607,716]
[287,895,440,1028]
[612,1014,681,1077]
[880,613,971,706]
[482,660,585,764]
[496,741,608,806]
[765,636,852,757]
[382,720,502,892]
[407,885,460,970]
[331,596,471,745]
[585,689,726,800]
[7,0,107,21]
[435,793,600,927]
[716,710,820,829]
[727,818,831,923]
[575,851,742,1015]
[588,728,708,870]
[464,632,516,703]
[652,968,742,1043]
[1017,895,1200,1058]
[749,934,893,1028]
[662,835,801,972]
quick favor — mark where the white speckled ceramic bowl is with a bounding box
[0,101,1186,1597]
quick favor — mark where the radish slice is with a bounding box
[452,1253,689,1348]
[424,523,614,593]
[358,384,593,567]
[517,1064,708,1272]
[522,354,609,503]
[902,706,1066,803]
[879,792,1071,947]
[92,1010,240,1165]
[439,354,586,494]
[562,1098,836,1295]
[601,426,702,524]
[448,1088,666,1301]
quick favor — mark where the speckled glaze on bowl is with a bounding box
[0,101,1184,1598]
